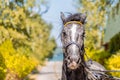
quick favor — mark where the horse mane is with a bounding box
[64,13,86,25]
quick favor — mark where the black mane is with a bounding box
[64,13,86,25]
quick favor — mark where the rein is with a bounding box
[90,69,120,72]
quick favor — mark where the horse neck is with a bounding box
[67,65,87,80]
[64,59,87,80]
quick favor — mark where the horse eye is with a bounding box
[62,32,67,37]
[81,34,84,37]
[82,33,85,37]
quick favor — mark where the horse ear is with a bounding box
[60,12,66,23]
[81,13,87,20]
[81,13,87,24]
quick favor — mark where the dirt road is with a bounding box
[30,61,62,80]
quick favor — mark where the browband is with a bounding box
[64,21,83,27]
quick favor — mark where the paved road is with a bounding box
[30,61,62,80]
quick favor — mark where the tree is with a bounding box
[77,0,120,77]
[77,0,120,49]
[0,0,56,60]
[0,0,56,79]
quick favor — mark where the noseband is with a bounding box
[63,41,84,54]
[63,41,80,49]
[63,41,84,67]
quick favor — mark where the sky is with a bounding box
[41,0,77,47]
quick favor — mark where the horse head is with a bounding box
[61,12,86,70]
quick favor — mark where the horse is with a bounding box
[60,12,119,80]
[60,12,88,80]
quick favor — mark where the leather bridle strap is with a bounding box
[63,41,80,49]
[63,41,84,56]
[64,21,83,27]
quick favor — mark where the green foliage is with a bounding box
[109,32,120,53]
[78,0,106,49]
[78,0,120,49]
[105,50,120,77]
[0,0,56,59]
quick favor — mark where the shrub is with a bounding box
[85,48,111,64]
[0,0,56,79]
[106,50,120,77]
[0,53,6,80]
[109,32,120,53]
[0,40,39,79]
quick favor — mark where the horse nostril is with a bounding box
[68,61,78,70]
[67,56,80,64]
[68,56,70,59]
[67,56,71,60]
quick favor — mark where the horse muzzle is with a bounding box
[64,43,82,70]
[68,61,78,70]
[67,57,81,70]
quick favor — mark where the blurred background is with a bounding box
[0,0,120,80]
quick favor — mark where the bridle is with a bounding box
[62,21,85,64]
[63,21,84,52]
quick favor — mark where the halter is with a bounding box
[64,21,83,27]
